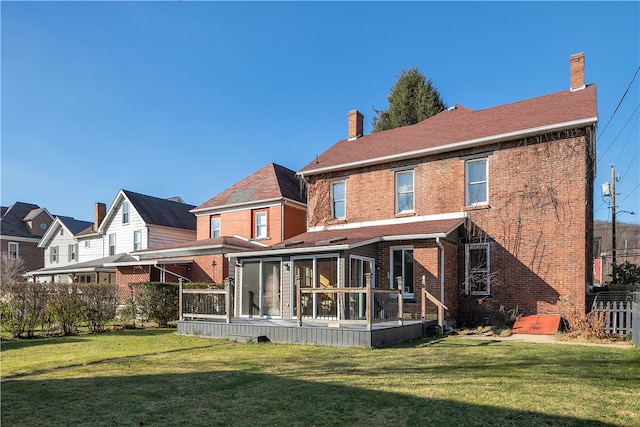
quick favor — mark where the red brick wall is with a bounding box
[116,266,151,304]
[307,129,593,316]
[283,204,307,240]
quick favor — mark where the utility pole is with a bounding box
[611,165,617,280]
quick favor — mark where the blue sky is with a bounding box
[2,1,639,225]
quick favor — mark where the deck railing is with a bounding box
[179,281,231,323]
[296,285,403,330]
[421,289,448,336]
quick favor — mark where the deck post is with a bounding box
[366,283,372,330]
[296,284,302,326]
[398,289,403,326]
[421,289,426,322]
[178,278,183,321]
[225,278,231,324]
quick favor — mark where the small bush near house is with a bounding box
[456,295,523,329]
[558,295,608,340]
[46,284,86,335]
[0,282,49,338]
[80,283,118,332]
[128,282,179,327]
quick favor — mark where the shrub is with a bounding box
[0,282,49,338]
[558,296,608,340]
[128,282,179,327]
[46,284,86,335]
[80,283,117,332]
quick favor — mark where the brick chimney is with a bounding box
[93,202,106,232]
[348,110,364,140]
[570,52,585,92]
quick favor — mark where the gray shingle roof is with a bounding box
[0,202,45,239]
[122,190,196,230]
[57,216,94,235]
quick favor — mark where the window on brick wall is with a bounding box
[395,170,414,213]
[331,181,346,219]
[254,211,268,239]
[465,242,490,295]
[8,242,19,259]
[465,158,488,206]
[210,217,221,238]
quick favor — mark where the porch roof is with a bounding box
[27,253,137,276]
[227,218,464,258]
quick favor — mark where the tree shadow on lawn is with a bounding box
[0,336,90,352]
[1,369,624,427]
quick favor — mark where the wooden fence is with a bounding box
[592,301,633,335]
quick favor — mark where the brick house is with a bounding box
[227,53,597,324]
[112,163,307,300]
[1,202,54,277]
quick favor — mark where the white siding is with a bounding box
[43,225,81,269]
[78,236,104,262]
[101,200,148,255]
[100,198,195,255]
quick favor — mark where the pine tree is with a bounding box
[372,67,446,132]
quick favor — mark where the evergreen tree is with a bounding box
[372,67,446,132]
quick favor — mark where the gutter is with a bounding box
[299,117,598,176]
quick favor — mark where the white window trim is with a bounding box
[390,245,414,299]
[8,242,19,259]
[68,244,78,261]
[349,255,375,288]
[465,242,491,295]
[395,170,415,214]
[255,212,268,239]
[210,217,221,238]
[109,234,116,256]
[122,202,130,225]
[51,246,59,263]
[331,181,346,220]
[133,230,142,251]
[465,158,489,206]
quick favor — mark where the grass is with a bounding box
[1,329,639,426]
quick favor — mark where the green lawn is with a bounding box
[1,329,639,426]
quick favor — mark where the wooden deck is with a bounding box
[177,318,436,348]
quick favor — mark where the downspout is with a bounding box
[436,237,445,304]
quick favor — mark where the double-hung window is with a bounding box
[255,212,267,239]
[8,242,19,259]
[465,158,488,206]
[68,244,78,261]
[331,181,346,219]
[122,202,130,224]
[109,234,116,256]
[395,170,414,213]
[133,230,141,251]
[210,217,221,238]
[465,243,490,295]
[50,246,58,263]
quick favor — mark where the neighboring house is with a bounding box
[28,190,197,289]
[228,53,597,324]
[29,216,93,283]
[111,163,308,297]
[0,202,54,275]
[593,220,640,285]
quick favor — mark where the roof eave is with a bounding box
[299,117,598,177]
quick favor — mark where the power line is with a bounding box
[598,65,640,140]
[599,102,640,161]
